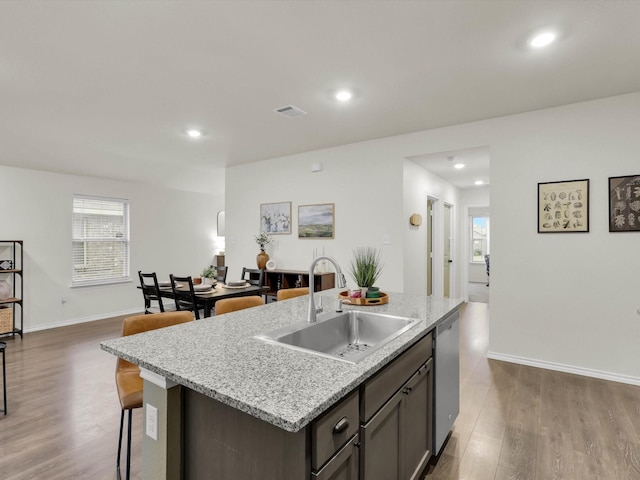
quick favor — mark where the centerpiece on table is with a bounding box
[201,266,217,285]
[348,246,384,300]
[254,232,273,270]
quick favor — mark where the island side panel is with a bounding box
[183,388,309,479]
[142,382,183,480]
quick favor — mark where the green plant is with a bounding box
[349,247,383,288]
[254,232,273,250]
[201,266,216,278]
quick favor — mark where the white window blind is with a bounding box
[72,195,130,287]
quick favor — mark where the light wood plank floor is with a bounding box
[1,304,639,479]
[424,302,640,480]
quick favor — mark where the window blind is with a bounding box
[72,195,130,287]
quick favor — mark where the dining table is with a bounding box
[152,282,267,318]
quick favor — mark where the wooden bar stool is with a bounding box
[0,341,6,415]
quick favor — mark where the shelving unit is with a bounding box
[0,240,23,338]
[263,269,335,302]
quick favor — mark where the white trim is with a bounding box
[140,367,178,389]
[24,308,141,333]
[487,351,640,387]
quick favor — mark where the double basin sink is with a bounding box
[255,310,419,364]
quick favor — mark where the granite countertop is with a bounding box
[101,289,463,433]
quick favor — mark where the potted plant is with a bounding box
[201,266,217,285]
[349,247,383,297]
[254,232,273,269]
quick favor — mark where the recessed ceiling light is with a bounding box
[186,129,202,138]
[529,31,556,49]
[335,90,352,102]
[454,163,465,169]
[475,180,484,185]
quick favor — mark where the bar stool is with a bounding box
[0,341,6,415]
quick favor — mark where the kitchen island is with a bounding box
[101,290,462,480]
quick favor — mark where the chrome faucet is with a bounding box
[308,256,346,323]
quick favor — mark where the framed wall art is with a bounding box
[260,202,291,234]
[608,175,640,232]
[538,179,589,233]
[298,203,335,239]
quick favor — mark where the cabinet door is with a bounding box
[361,389,403,480]
[402,359,433,480]
[312,434,359,480]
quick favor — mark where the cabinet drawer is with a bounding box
[361,332,432,422]
[312,390,359,470]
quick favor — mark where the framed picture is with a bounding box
[608,175,640,232]
[260,202,291,234]
[298,203,335,238]
[538,179,589,233]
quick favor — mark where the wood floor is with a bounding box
[1,304,639,479]
[424,302,640,480]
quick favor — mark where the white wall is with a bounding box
[226,91,640,383]
[398,92,640,383]
[0,165,223,331]
[402,159,461,297]
[225,142,405,291]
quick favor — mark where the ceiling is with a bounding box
[2,1,640,192]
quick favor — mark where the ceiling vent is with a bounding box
[274,105,308,119]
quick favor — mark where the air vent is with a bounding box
[274,105,308,119]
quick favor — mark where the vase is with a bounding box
[256,249,269,270]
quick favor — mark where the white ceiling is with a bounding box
[2,1,640,191]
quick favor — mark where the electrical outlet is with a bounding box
[146,404,158,441]
[382,234,392,245]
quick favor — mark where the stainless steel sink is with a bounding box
[254,310,419,364]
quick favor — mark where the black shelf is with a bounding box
[0,240,23,338]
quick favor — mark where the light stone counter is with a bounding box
[101,290,463,433]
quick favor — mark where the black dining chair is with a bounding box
[241,267,265,288]
[138,271,169,314]
[169,274,202,320]
[215,266,228,284]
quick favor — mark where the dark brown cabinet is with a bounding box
[360,335,433,480]
[312,434,360,480]
[182,332,435,480]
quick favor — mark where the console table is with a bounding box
[263,269,335,302]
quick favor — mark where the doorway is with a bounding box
[443,203,453,298]
[426,199,434,296]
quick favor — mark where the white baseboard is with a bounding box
[24,308,142,333]
[487,351,640,387]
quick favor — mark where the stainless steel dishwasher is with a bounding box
[433,309,460,456]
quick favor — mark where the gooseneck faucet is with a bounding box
[308,256,346,323]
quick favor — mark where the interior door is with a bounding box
[443,204,452,298]
[426,199,433,296]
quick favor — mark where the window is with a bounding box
[471,215,489,263]
[72,195,130,287]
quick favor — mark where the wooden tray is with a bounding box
[338,290,388,306]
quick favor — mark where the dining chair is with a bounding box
[276,287,309,301]
[138,271,168,314]
[215,266,228,284]
[241,267,265,288]
[214,296,264,315]
[115,311,193,480]
[170,274,203,320]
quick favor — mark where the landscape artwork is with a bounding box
[260,202,291,234]
[298,203,335,238]
[608,175,640,232]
